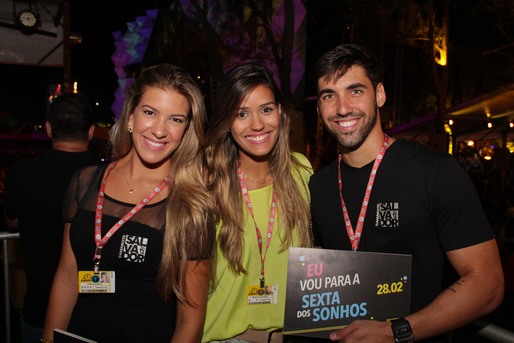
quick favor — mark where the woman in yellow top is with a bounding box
[202,62,313,343]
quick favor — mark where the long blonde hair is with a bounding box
[203,62,311,274]
[111,64,214,304]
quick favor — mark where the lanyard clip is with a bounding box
[93,246,103,274]
[93,259,100,274]
[94,246,103,259]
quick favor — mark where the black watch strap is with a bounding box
[391,317,414,342]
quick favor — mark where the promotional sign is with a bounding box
[283,247,411,338]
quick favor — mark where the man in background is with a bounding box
[4,93,99,343]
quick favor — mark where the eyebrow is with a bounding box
[238,101,276,110]
[141,104,157,112]
[318,82,368,96]
[142,104,188,117]
[318,88,335,97]
[348,82,368,90]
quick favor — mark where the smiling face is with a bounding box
[230,84,281,162]
[128,86,190,166]
[317,65,385,151]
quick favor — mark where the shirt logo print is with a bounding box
[118,234,148,263]
[375,202,399,228]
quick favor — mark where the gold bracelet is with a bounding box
[40,339,53,343]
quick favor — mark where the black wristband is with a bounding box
[391,317,414,343]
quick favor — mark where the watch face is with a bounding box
[392,318,414,343]
[18,10,38,28]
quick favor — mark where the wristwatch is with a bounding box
[391,317,414,342]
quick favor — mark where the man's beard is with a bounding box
[325,105,378,153]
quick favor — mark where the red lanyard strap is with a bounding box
[93,161,169,273]
[237,164,277,288]
[337,135,389,251]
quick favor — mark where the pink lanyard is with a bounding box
[237,165,277,288]
[93,161,170,273]
[338,135,389,251]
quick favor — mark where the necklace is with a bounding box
[123,168,151,195]
[242,172,272,186]
[123,169,136,194]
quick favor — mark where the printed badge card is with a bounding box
[283,247,411,338]
[78,271,115,293]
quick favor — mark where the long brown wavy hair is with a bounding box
[203,62,311,274]
[110,64,214,304]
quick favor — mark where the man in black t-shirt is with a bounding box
[309,44,504,343]
[4,93,99,343]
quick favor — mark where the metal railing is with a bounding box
[473,319,514,343]
[1,231,20,343]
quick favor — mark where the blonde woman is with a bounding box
[42,64,214,343]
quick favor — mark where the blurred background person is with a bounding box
[3,92,99,343]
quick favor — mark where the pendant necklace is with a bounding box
[123,168,150,195]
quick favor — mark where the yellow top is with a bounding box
[202,153,313,342]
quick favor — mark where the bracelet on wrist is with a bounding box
[40,338,53,343]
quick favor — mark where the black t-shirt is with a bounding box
[4,148,98,327]
[64,165,176,343]
[309,139,493,342]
